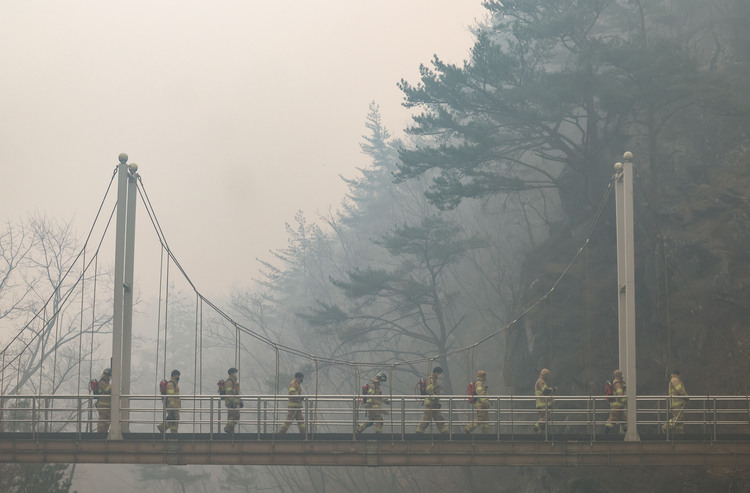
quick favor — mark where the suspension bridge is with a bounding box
[1,153,750,467]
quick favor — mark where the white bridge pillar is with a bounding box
[109,153,137,440]
[615,151,640,442]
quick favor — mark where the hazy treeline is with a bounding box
[229,0,750,398]
[3,0,750,491]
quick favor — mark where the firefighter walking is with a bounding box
[223,367,242,433]
[604,369,627,434]
[663,369,689,434]
[532,368,555,434]
[356,372,389,434]
[278,372,306,435]
[416,367,449,434]
[95,368,112,433]
[158,369,181,433]
[464,370,490,434]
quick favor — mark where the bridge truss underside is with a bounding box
[2,435,750,467]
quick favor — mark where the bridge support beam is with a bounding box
[3,437,750,467]
[110,154,138,440]
[615,152,640,442]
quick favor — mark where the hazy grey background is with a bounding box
[1,1,485,299]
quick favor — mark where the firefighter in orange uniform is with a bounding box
[464,370,490,434]
[663,369,689,434]
[95,368,112,433]
[158,369,181,433]
[416,367,449,434]
[532,368,555,434]
[278,372,306,434]
[604,369,627,434]
[223,367,242,433]
[356,372,389,434]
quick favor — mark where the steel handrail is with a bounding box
[2,393,749,439]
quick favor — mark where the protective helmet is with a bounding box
[614,369,623,379]
[476,370,486,379]
[375,372,387,382]
[103,368,112,377]
[171,369,181,377]
[228,367,238,375]
[295,372,304,379]
[540,368,551,378]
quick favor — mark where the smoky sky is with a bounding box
[0,1,485,299]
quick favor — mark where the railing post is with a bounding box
[496,397,501,440]
[401,397,406,440]
[44,396,50,434]
[87,396,92,432]
[303,399,308,440]
[161,399,167,437]
[352,396,357,438]
[592,396,597,441]
[217,396,222,436]
[448,396,453,440]
[32,397,37,437]
[271,396,276,433]
[209,397,214,440]
[77,397,82,436]
[713,397,717,441]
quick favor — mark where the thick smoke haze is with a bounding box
[1,1,485,299]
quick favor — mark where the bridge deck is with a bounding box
[3,393,750,465]
[2,433,750,466]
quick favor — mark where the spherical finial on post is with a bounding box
[128,163,138,172]
[614,162,623,172]
[623,151,633,162]
[118,153,129,164]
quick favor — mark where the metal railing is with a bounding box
[1,394,749,440]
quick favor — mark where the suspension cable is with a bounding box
[39,307,46,394]
[51,304,61,392]
[2,158,619,398]
[131,166,617,377]
[77,248,85,396]
[0,167,118,375]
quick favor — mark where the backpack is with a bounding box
[416,378,427,395]
[159,379,169,395]
[604,380,614,403]
[217,379,226,395]
[361,383,371,404]
[88,379,99,395]
[467,381,477,404]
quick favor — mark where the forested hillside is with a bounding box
[241,0,750,400]
[230,0,750,490]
